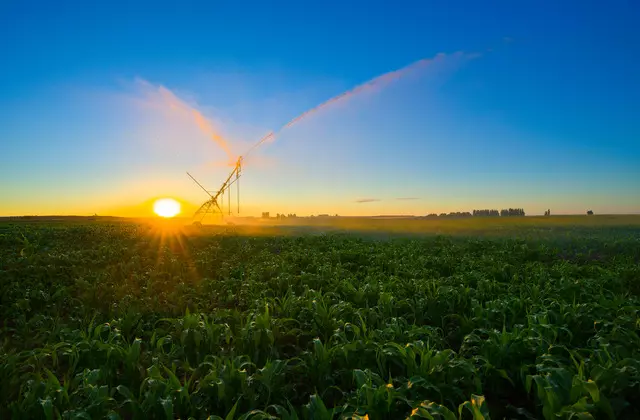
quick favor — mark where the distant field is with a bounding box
[183,215,640,242]
[6,213,640,226]
[1,218,640,418]
[5,214,639,237]
[224,214,640,237]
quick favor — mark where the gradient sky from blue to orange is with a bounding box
[0,0,638,216]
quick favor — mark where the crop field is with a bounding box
[1,218,640,419]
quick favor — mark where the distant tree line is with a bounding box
[422,208,527,218]
[473,209,500,217]
[499,208,525,217]
[276,213,297,219]
[425,212,473,219]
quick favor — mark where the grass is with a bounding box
[1,216,639,419]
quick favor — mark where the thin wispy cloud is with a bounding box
[396,197,420,201]
[355,198,382,203]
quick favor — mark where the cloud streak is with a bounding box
[355,198,382,203]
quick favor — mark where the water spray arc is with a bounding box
[243,52,459,158]
[186,52,468,222]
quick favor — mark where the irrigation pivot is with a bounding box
[184,53,464,225]
[187,156,242,224]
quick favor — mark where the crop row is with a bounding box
[1,223,639,419]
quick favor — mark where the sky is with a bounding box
[1,0,639,217]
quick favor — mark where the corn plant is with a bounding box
[1,221,640,418]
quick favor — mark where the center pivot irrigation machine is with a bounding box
[184,53,431,225]
[186,156,242,224]
[186,131,273,225]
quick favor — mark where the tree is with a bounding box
[499,208,525,217]
[473,209,501,217]
[587,210,594,215]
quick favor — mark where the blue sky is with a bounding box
[1,0,638,216]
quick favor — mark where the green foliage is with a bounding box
[1,222,640,418]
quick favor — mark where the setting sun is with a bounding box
[153,198,181,218]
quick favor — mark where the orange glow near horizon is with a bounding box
[153,198,181,218]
